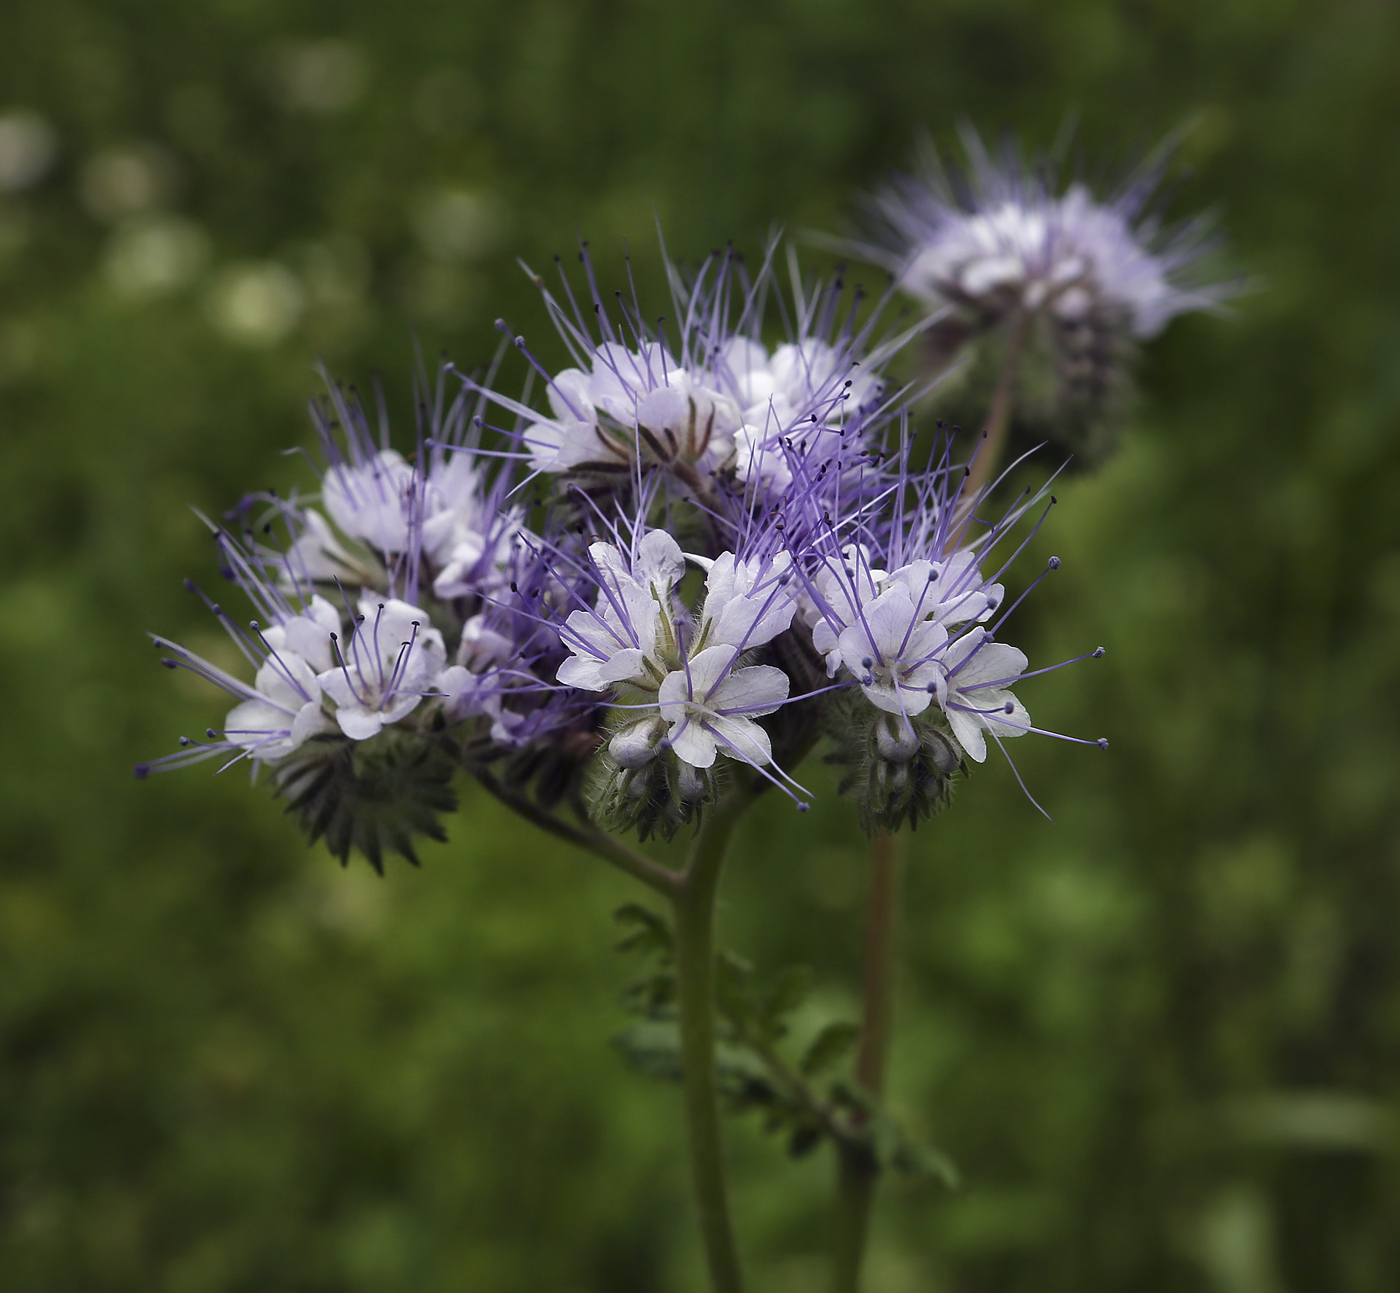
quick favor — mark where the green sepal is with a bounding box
[824,693,964,835]
[273,727,458,873]
[587,745,718,843]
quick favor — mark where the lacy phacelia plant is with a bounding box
[138,233,1117,1293]
[857,126,1236,464]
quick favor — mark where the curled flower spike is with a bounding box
[848,127,1239,467]
[863,125,1234,341]
[465,237,917,507]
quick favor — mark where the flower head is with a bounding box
[471,241,910,510]
[865,127,1231,340]
[270,368,525,608]
[548,509,805,833]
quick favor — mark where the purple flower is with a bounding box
[136,540,344,777]
[862,127,1234,339]
[656,649,790,771]
[317,597,447,741]
[469,242,911,506]
[553,522,799,778]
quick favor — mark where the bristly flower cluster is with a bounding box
[140,228,1114,864]
[855,126,1237,464]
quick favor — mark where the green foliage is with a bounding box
[613,906,958,1182]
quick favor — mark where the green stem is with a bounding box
[947,310,1031,555]
[672,787,754,1293]
[473,770,679,896]
[830,829,902,1293]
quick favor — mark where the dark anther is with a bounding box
[1048,556,1061,570]
[1093,646,1105,658]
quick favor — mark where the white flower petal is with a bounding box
[667,717,718,769]
[335,706,384,741]
[709,664,789,718]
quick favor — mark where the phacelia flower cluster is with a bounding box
[141,229,1118,862]
[856,127,1236,462]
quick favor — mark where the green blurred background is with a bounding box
[4,1,1400,1289]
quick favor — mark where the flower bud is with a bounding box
[824,693,963,836]
[588,731,719,843]
[609,716,666,769]
[875,715,922,763]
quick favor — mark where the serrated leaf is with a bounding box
[618,970,676,1017]
[787,1122,825,1159]
[889,1136,960,1188]
[800,1021,860,1077]
[863,1103,959,1188]
[715,950,757,1032]
[758,965,813,1042]
[613,903,673,959]
[612,1020,787,1114]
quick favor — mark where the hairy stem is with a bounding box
[473,770,679,896]
[948,310,1031,554]
[672,788,755,1293]
[830,829,902,1293]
